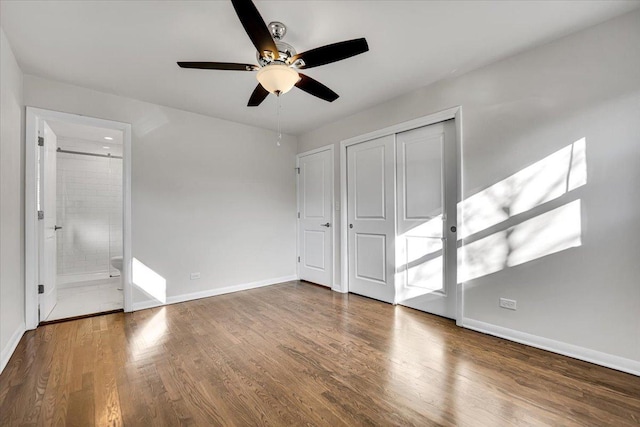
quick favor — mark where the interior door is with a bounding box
[298,149,333,287]
[347,134,396,303]
[38,120,58,320]
[396,120,457,318]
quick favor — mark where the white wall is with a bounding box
[24,75,298,308]
[0,28,25,373]
[298,10,640,369]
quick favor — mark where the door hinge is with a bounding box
[38,210,44,220]
[37,136,44,146]
[295,167,300,174]
[38,284,44,294]
[297,212,300,219]
[298,256,300,263]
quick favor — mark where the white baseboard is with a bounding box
[132,298,163,311]
[462,318,640,377]
[132,275,298,311]
[1,322,26,375]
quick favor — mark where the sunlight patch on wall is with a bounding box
[511,138,586,216]
[132,257,166,303]
[461,200,582,282]
[459,138,586,239]
[509,199,582,267]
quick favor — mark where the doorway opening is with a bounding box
[25,108,132,328]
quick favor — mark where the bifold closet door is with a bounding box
[347,135,396,303]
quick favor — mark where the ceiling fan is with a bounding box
[177,0,369,107]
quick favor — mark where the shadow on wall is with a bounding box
[397,138,587,299]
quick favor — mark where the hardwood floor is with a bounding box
[1,281,639,426]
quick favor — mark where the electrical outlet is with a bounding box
[499,298,517,310]
[190,272,201,280]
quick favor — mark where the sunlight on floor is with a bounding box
[131,308,168,361]
[388,308,457,425]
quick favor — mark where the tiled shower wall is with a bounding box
[56,138,122,278]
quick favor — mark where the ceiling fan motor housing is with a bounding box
[256,22,303,67]
[257,40,298,67]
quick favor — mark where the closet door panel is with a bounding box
[347,134,396,303]
[396,120,457,319]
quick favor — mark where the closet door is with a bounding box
[396,120,457,318]
[347,135,396,303]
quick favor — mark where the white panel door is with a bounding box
[396,120,457,318]
[298,149,333,287]
[39,121,58,320]
[347,135,396,303]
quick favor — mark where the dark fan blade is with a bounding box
[248,83,270,107]
[177,62,259,71]
[230,0,279,59]
[295,73,339,102]
[291,38,368,69]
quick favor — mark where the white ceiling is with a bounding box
[2,1,638,135]
[47,120,123,145]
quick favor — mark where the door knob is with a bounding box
[321,222,330,227]
[54,225,63,231]
[349,224,353,229]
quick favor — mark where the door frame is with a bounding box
[296,144,336,289]
[339,106,463,324]
[25,107,133,329]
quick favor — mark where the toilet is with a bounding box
[110,256,123,274]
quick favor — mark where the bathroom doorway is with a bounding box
[25,108,132,327]
[45,120,124,321]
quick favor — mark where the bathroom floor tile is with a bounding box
[45,277,123,321]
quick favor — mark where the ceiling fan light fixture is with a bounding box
[178,1,369,106]
[256,64,299,95]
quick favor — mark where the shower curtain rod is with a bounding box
[57,147,123,159]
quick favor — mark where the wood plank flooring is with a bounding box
[1,281,639,426]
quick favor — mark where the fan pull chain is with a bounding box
[276,94,282,147]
